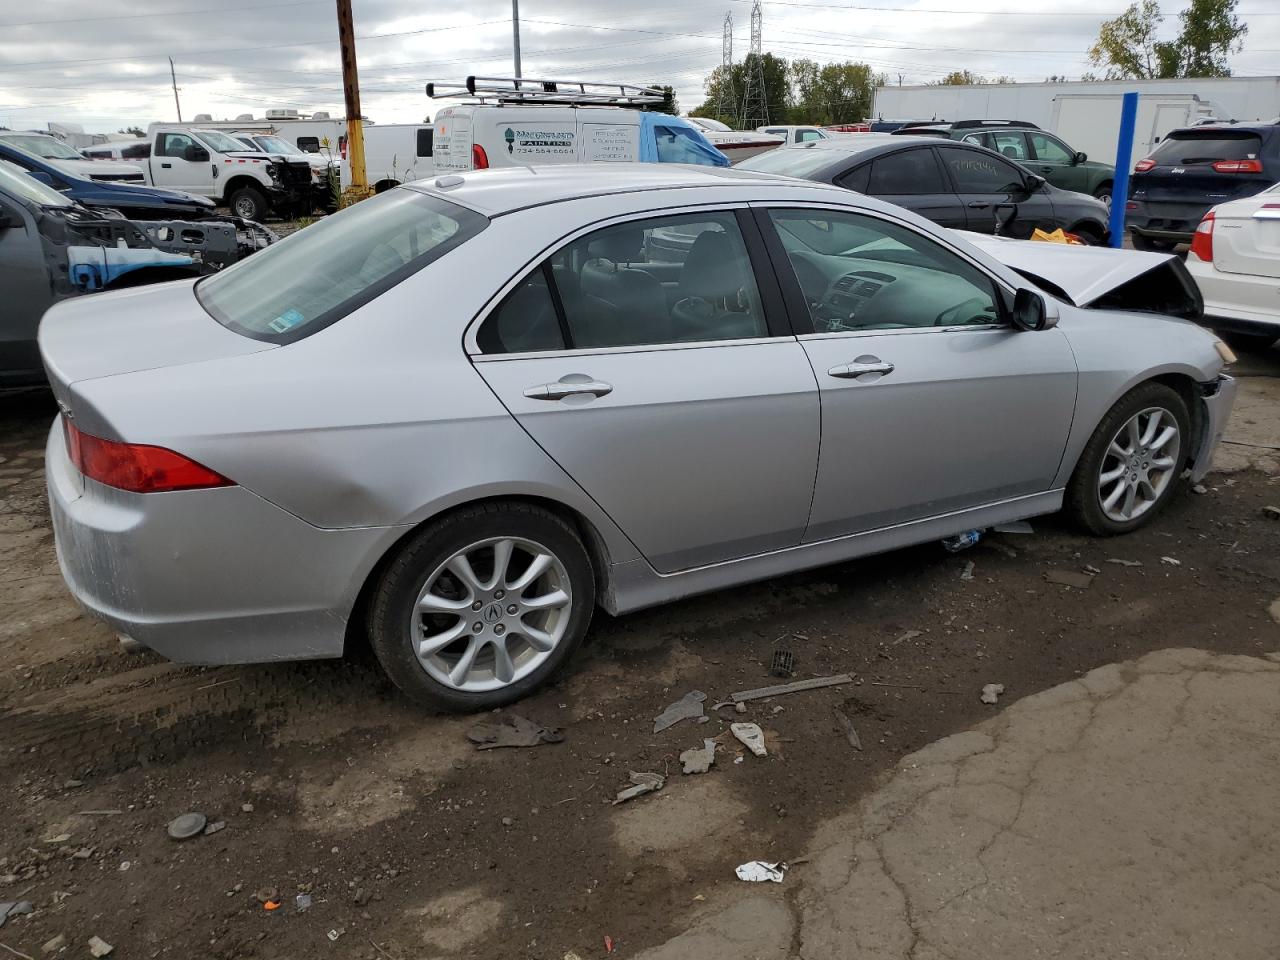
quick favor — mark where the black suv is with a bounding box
[1127,122,1280,251]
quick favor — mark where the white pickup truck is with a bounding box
[140,125,314,220]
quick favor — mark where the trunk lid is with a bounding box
[39,278,275,417]
[1211,196,1280,279]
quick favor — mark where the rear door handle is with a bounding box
[967,200,990,209]
[523,379,614,401]
[828,360,895,379]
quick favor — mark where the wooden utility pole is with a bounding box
[336,0,368,196]
[169,57,183,122]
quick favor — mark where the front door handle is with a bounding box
[160,162,172,169]
[828,359,895,379]
[523,379,614,401]
[967,200,990,209]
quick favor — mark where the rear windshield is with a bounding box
[1150,131,1262,165]
[196,188,487,343]
[736,145,845,177]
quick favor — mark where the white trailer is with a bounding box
[872,76,1280,162]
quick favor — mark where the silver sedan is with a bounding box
[41,164,1237,710]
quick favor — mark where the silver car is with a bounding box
[41,164,1237,710]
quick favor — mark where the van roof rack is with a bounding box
[426,76,665,107]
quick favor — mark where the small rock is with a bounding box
[501,817,514,827]
[733,702,747,714]
[167,812,206,841]
[1192,483,1208,495]
[118,861,131,872]
[254,887,278,904]
[1106,558,1142,567]
[1263,506,1280,521]
[71,848,93,860]
[202,820,226,836]
[327,928,345,942]
[88,936,114,958]
[1160,556,1181,566]
[960,560,975,582]
[63,780,84,790]
[1083,564,1101,575]
[41,933,66,954]
[241,803,254,813]
[980,683,1005,705]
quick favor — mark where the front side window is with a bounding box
[197,189,487,343]
[158,133,195,158]
[1029,133,1072,162]
[989,132,1029,161]
[797,129,824,142]
[866,148,947,195]
[766,208,1001,333]
[478,211,767,353]
[940,147,1025,193]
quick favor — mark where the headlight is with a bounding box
[1214,341,1237,365]
[267,165,280,180]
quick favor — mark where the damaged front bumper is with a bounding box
[1189,374,1237,483]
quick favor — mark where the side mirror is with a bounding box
[184,145,210,162]
[1012,288,1058,331]
[1074,151,1087,164]
[1025,174,1046,192]
[29,170,55,186]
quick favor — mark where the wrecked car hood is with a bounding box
[955,231,1178,307]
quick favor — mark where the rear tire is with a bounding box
[368,502,595,712]
[1066,382,1190,536]
[228,185,268,221]
[1218,329,1278,353]
[1070,223,1105,246]
[1092,182,1113,210]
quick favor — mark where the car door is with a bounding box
[1027,131,1086,193]
[753,204,1078,541]
[469,207,821,573]
[151,132,212,195]
[839,146,967,229]
[0,196,54,384]
[937,143,1057,238]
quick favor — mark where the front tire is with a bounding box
[228,185,268,221]
[368,503,595,711]
[1066,382,1190,536]
[1092,182,1113,210]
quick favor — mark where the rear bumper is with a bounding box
[1185,256,1280,331]
[46,418,396,665]
[1190,374,1237,483]
[1129,224,1194,244]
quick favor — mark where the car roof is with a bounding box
[404,162,838,215]
[1165,123,1277,135]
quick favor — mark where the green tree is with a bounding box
[1173,0,1247,76]
[117,125,145,137]
[692,53,790,128]
[1088,0,1245,78]
[788,59,878,124]
[935,70,987,85]
[1087,0,1171,78]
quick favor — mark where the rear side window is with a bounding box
[416,128,434,158]
[867,148,947,195]
[197,190,487,343]
[1150,132,1263,164]
[122,143,151,159]
[297,136,320,153]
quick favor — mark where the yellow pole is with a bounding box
[336,0,369,203]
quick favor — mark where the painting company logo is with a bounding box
[505,128,515,154]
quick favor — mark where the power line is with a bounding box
[0,0,326,29]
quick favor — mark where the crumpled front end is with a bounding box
[1189,374,1238,482]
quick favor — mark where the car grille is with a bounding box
[280,162,312,187]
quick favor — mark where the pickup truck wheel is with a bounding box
[229,186,268,221]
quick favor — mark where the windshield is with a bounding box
[1150,131,1262,165]
[0,134,83,160]
[195,129,255,153]
[736,145,844,177]
[254,135,305,156]
[0,158,73,206]
[197,189,487,343]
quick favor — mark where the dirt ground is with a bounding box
[1,355,1279,960]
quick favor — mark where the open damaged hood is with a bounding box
[955,231,1180,307]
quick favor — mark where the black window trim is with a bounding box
[748,201,1013,337]
[469,204,796,358]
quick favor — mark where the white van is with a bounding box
[427,77,728,172]
[361,124,435,191]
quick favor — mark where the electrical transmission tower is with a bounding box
[739,0,767,129]
[717,12,736,124]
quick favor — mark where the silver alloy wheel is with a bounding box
[412,536,573,692]
[1097,406,1181,523]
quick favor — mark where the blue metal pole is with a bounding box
[1109,91,1139,249]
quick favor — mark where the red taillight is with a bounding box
[1134,158,1156,172]
[1211,158,1263,174]
[1126,201,1139,211]
[472,144,489,170]
[63,420,233,494]
[1190,210,1215,263]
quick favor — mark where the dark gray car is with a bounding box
[738,134,1111,244]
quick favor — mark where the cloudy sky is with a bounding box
[1,0,1277,133]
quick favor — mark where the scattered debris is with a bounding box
[255,887,279,905]
[679,739,717,775]
[327,928,345,942]
[734,702,748,714]
[731,722,767,757]
[43,834,70,844]
[73,810,122,817]
[117,861,130,873]
[564,953,584,960]
[769,649,795,679]
[992,520,1034,535]
[1263,506,1280,521]
[87,937,113,958]
[0,902,33,928]
[652,691,709,733]
[981,683,1005,705]
[263,901,281,912]
[604,935,614,953]
[295,894,312,913]
[467,714,564,749]
[960,560,975,582]
[240,803,254,813]
[730,674,854,703]
[203,820,226,836]
[832,708,863,751]
[1161,557,1181,566]
[0,944,33,960]
[1083,564,1101,575]
[40,934,65,955]
[890,630,923,646]
[1192,483,1208,495]
[1044,568,1093,589]
[942,529,983,553]
[1224,438,1280,450]
[735,861,786,883]
[1106,558,1143,567]
[167,812,207,841]
[612,772,665,805]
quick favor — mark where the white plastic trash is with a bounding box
[736,860,786,883]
